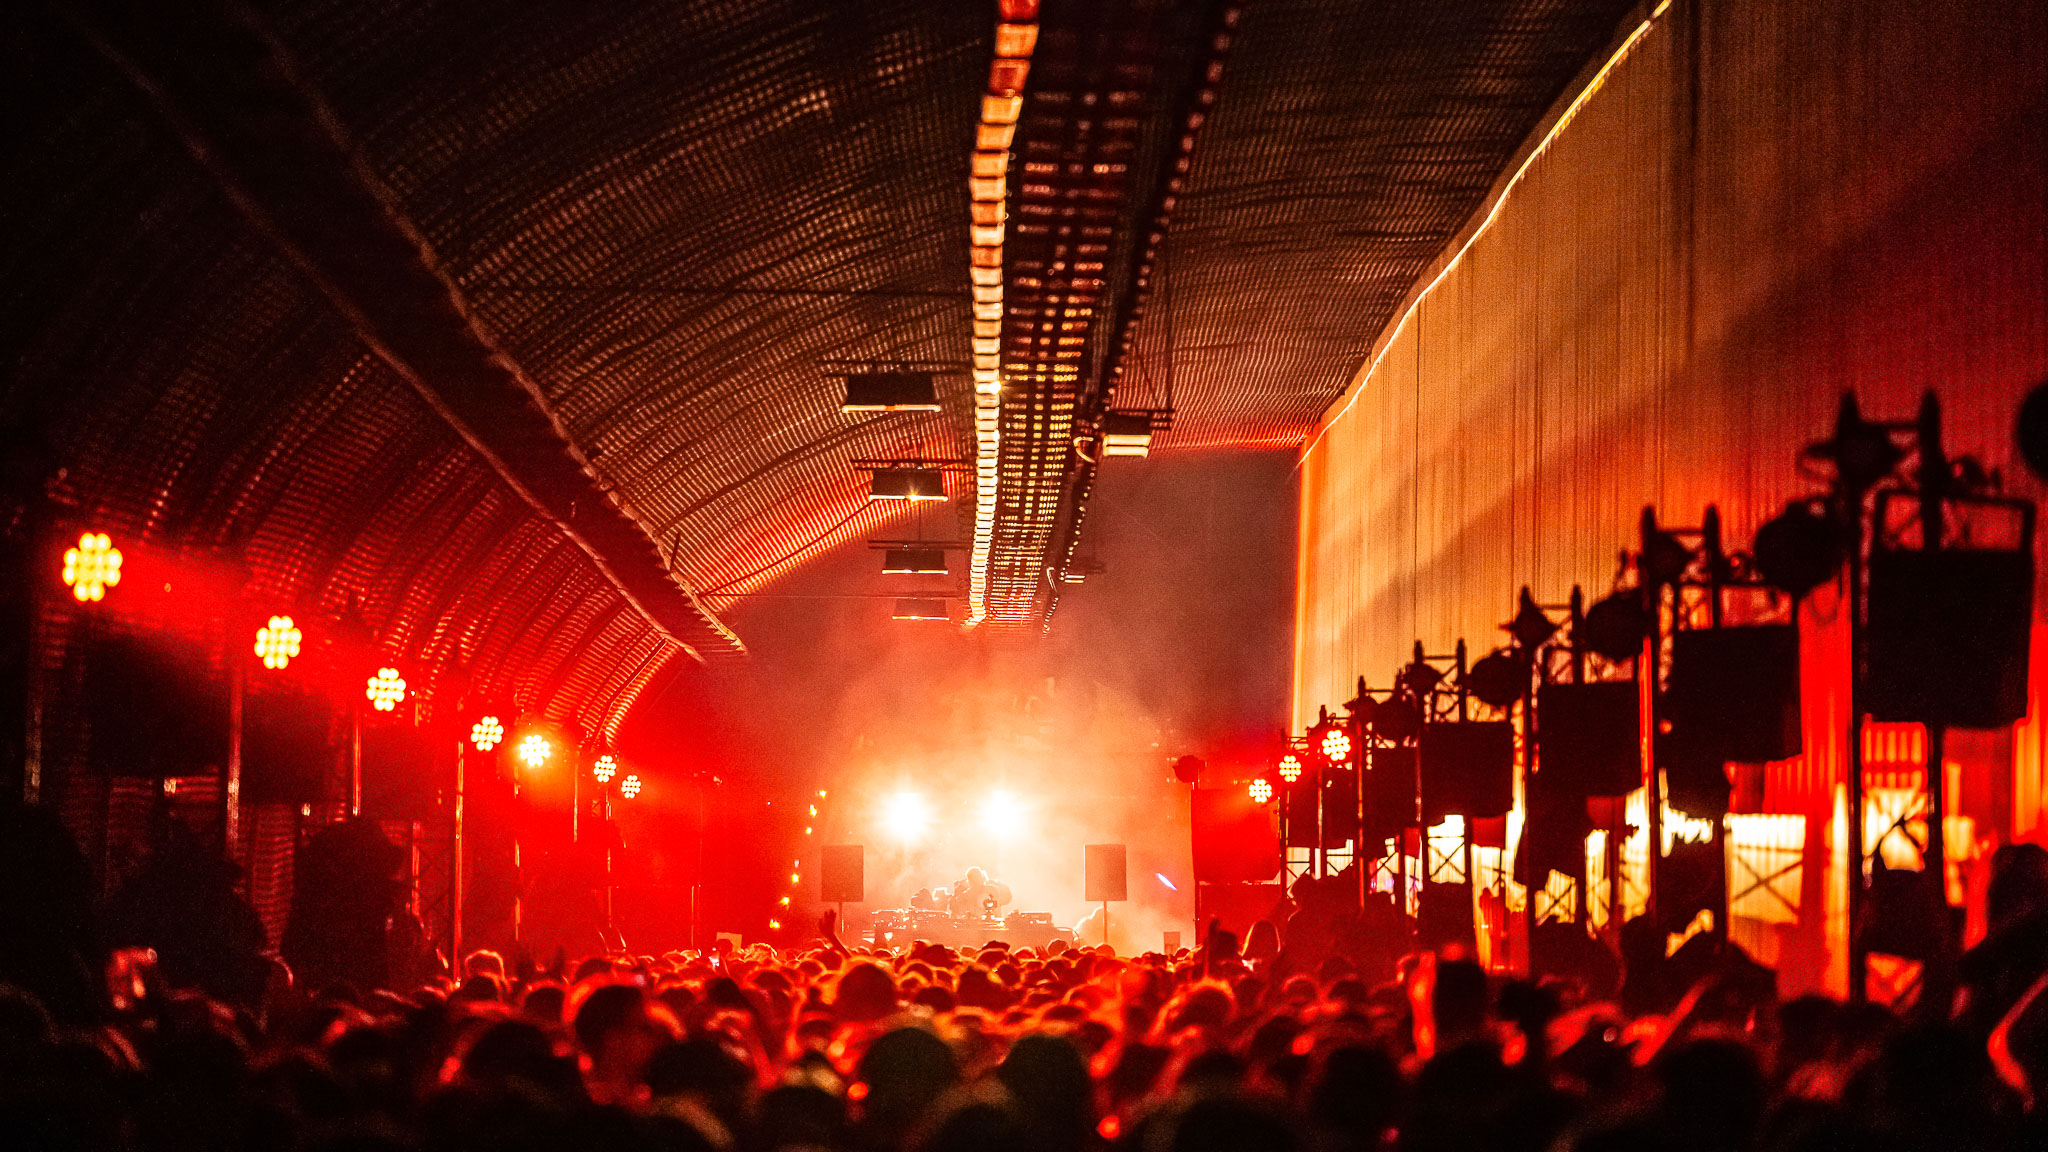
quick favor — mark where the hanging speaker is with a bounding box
[1864,548,2032,729]
[1660,731,1732,820]
[819,845,864,904]
[360,718,441,819]
[1084,844,1127,902]
[1537,681,1642,799]
[242,688,335,803]
[1364,744,1417,840]
[1318,769,1360,848]
[82,632,226,778]
[1666,625,1802,762]
[1420,721,1514,821]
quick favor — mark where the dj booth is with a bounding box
[863,909,1075,953]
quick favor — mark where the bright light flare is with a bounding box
[365,668,407,711]
[1248,777,1274,804]
[978,789,1026,839]
[470,716,503,751]
[882,791,933,843]
[1277,754,1302,783]
[253,616,302,670]
[63,532,122,602]
[592,755,618,784]
[619,773,642,799]
[1155,873,1179,892]
[518,733,551,767]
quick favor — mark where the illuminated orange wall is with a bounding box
[1293,0,2047,991]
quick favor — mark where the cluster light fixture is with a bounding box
[1248,777,1274,805]
[593,754,618,784]
[62,532,122,602]
[365,667,407,711]
[619,773,641,800]
[1320,726,1353,764]
[518,733,551,767]
[253,615,302,670]
[1277,753,1302,783]
[470,716,504,752]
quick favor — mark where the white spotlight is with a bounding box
[979,789,1025,839]
[882,792,932,843]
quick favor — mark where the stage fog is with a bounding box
[610,452,1297,953]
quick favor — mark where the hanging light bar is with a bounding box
[868,468,947,501]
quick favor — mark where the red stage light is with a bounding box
[253,616,302,669]
[593,754,618,784]
[1277,753,1302,782]
[365,667,407,711]
[518,733,551,767]
[1320,726,1353,763]
[619,773,641,799]
[62,532,122,602]
[1248,777,1274,804]
[470,716,503,752]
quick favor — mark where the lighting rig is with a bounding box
[1755,393,2033,1003]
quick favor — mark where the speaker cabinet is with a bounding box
[360,718,440,819]
[1667,625,1802,762]
[242,688,335,803]
[1866,548,2032,729]
[819,844,863,904]
[83,632,226,778]
[1084,843,1127,902]
[1365,745,1419,840]
[1420,722,1514,821]
[1538,681,1641,799]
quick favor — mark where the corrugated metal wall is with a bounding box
[1293,0,2048,993]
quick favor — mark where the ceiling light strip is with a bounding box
[965,1,1038,626]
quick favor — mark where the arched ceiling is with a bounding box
[1,0,1638,740]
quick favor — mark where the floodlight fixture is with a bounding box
[619,773,642,799]
[470,716,504,752]
[62,532,122,602]
[882,791,932,843]
[365,667,407,711]
[1248,778,1274,805]
[1320,726,1353,764]
[254,616,302,670]
[518,733,551,767]
[979,789,1025,839]
[1276,754,1302,783]
[593,754,618,784]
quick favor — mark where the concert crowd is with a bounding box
[1,803,2046,1152]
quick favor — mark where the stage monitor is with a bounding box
[820,844,864,904]
[1084,843,1127,902]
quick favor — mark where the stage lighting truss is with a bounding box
[518,733,551,767]
[470,716,503,752]
[365,667,407,711]
[253,615,302,670]
[62,532,122,602]
[592,754,618,784]
[619,773,642,799]
[1276,754,1303,783]
[1248,777,1274,805]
